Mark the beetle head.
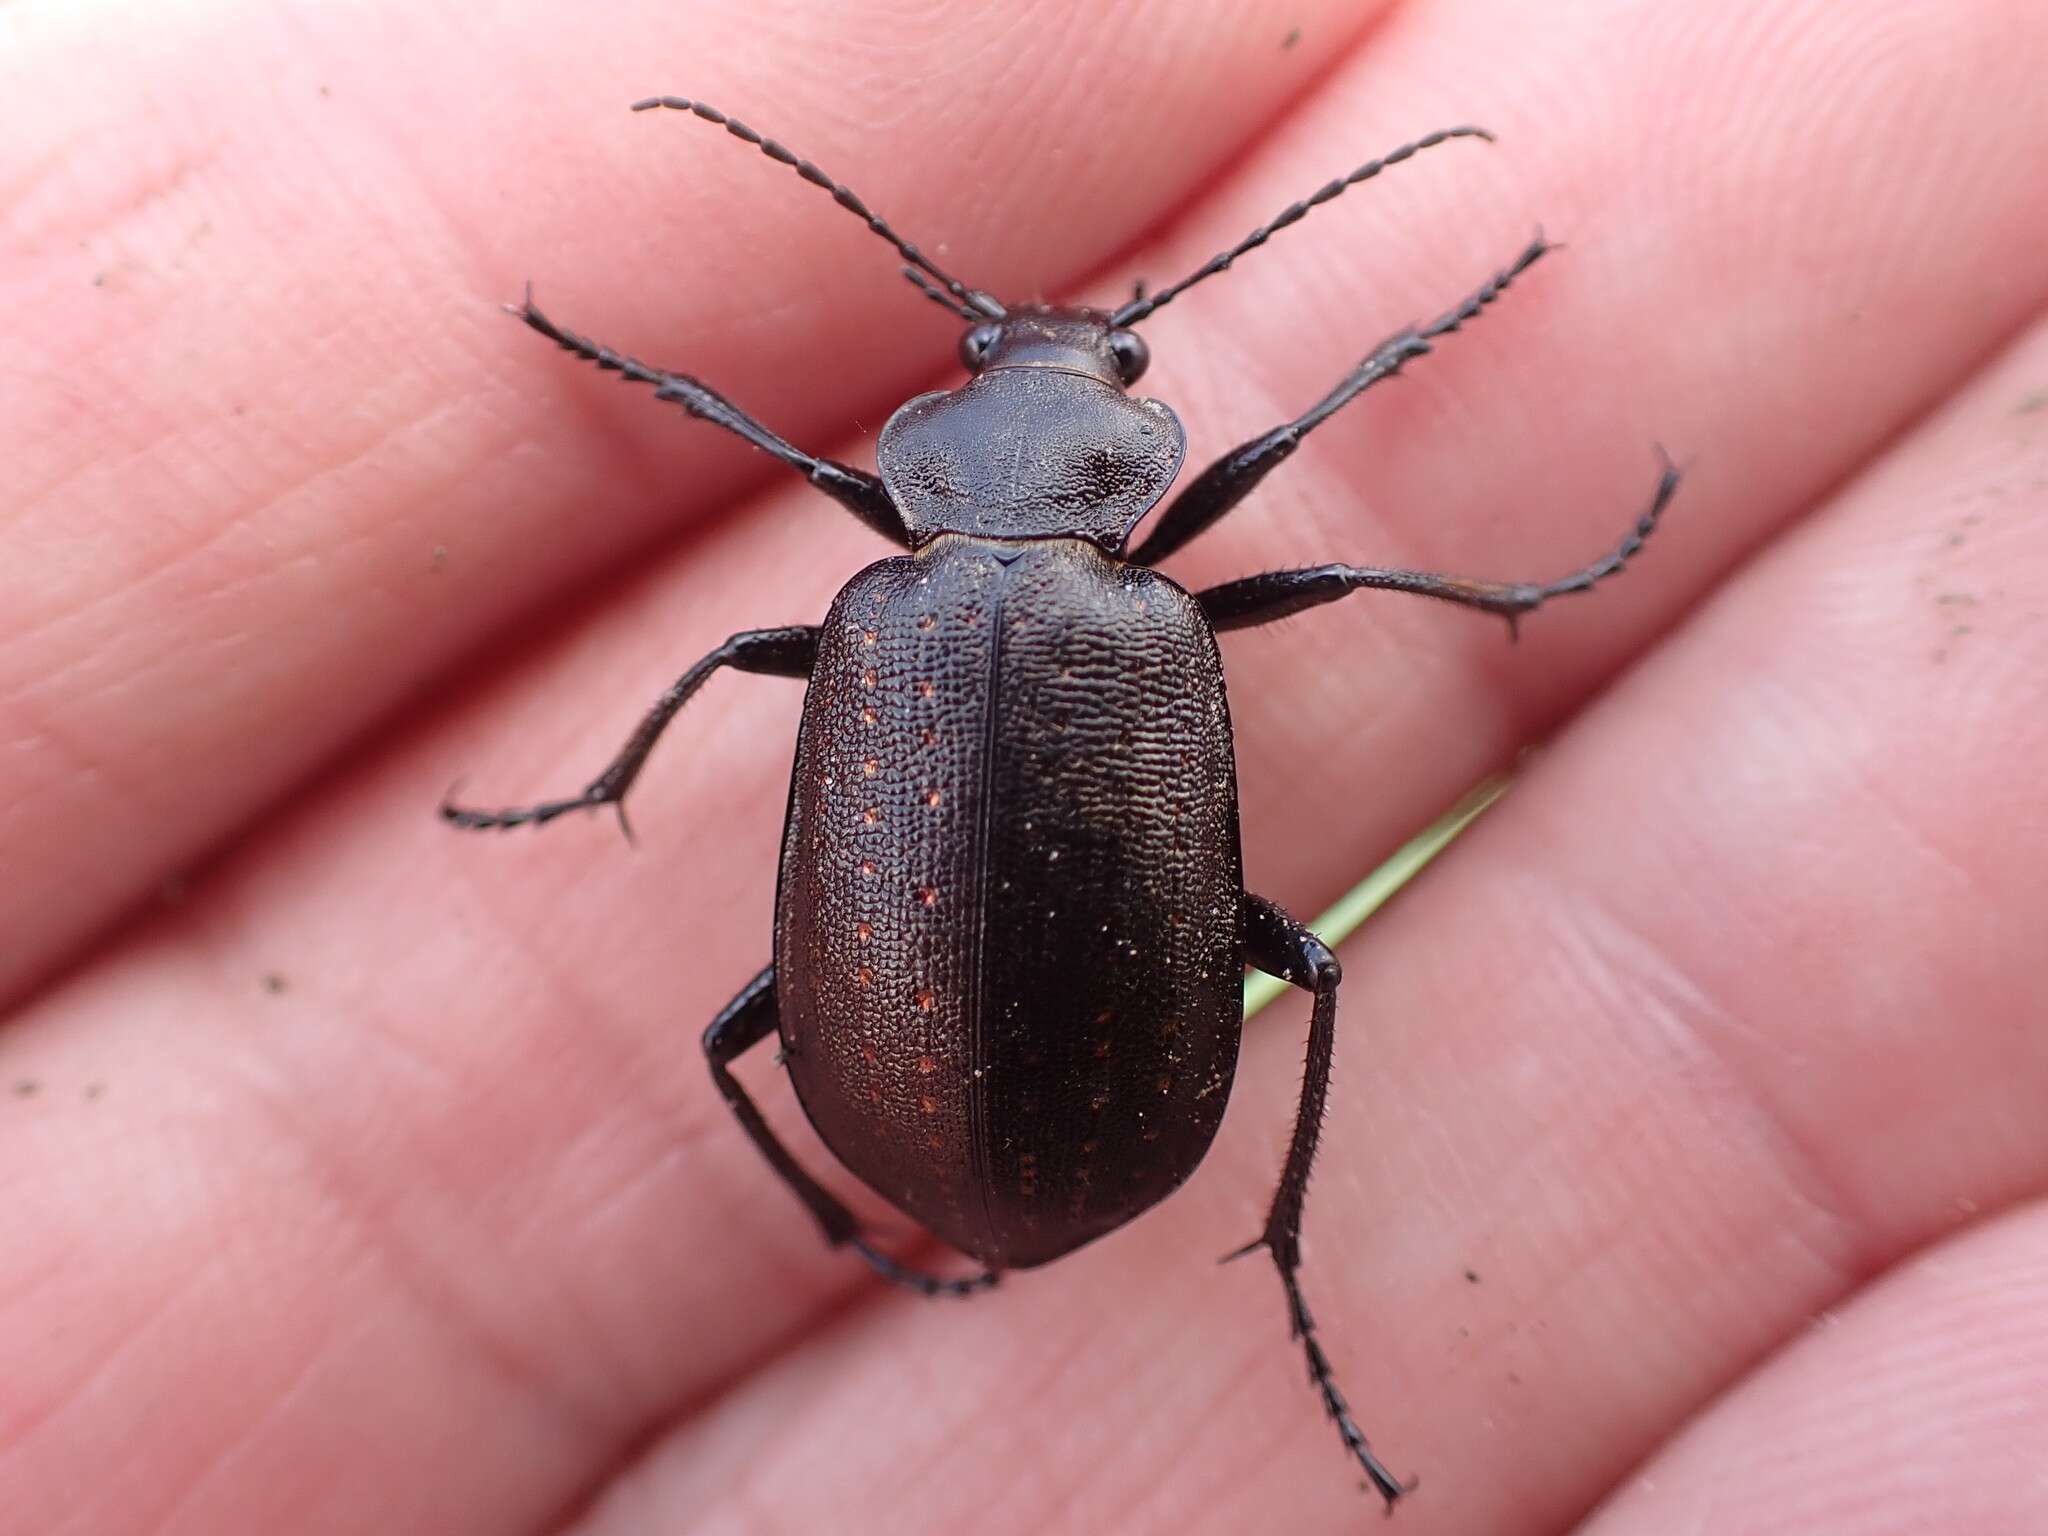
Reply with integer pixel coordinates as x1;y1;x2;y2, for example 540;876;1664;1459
878;305;1186;551
955;307;1150;388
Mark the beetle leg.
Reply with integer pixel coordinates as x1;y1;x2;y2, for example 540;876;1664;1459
704;964;1000;1300
512;288;912;547
441;627;818;839
1237;893;1409;1512
1197;454;1678;641
1127;236;1548;567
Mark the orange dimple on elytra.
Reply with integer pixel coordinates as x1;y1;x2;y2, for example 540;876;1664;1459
924;788;942;807
857;922;873;943
855;965;874;987
861;669;878;690
860;1044;879;1066
915;988;935;1012
919;1095;938;1115
917;680;935;698
860;859;878;876
917;1054;937;1075
917;886;938;908
862;758;879;777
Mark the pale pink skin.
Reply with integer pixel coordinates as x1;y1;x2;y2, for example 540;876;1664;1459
4;1;2047;1532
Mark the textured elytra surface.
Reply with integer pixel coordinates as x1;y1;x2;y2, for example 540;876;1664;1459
776;535;1242;1269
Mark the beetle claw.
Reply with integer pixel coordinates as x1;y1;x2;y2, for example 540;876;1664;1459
851;1236;1000;1299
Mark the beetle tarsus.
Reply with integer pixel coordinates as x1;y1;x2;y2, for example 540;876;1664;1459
1195;454;1681;636
850;1237;999;1299
1275;1263;1409;1510
441;627;819;839
439;787;608;832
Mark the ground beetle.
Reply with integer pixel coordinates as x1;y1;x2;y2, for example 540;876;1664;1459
445;96;1678;1512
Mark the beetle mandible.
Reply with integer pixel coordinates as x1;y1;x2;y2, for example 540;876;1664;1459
444;95;1679;1512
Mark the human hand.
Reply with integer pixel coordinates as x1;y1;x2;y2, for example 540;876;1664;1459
5;2;2045;1532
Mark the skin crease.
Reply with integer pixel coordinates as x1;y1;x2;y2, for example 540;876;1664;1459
2;0;2046;1533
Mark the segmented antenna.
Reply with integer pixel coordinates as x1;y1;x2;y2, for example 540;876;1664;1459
1111;125;1495;328
632;97;1003;320
901;265;984;322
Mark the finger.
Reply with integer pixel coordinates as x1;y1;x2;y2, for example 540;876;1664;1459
0;2;1392;1527
0;0;1376;1004
1151;0;2048;906
10;3;2046;1533
582;258;2048;1529
1581;1205;2048;1534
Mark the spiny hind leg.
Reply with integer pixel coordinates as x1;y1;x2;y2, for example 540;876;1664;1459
704;963;998;1300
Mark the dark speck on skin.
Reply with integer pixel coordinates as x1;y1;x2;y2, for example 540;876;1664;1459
262;973;287;995
2017;388;2048;415
1283;25;1302;48
1464;1268;1480;1284
12;1080;39;1098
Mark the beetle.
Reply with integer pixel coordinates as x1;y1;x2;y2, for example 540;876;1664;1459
444;95;1678;1512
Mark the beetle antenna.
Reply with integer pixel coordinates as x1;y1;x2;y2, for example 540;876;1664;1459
901;265;985;322
632;96;1005;320
1111;125;1495;327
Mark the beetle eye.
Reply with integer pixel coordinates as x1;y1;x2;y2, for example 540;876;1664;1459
959;324;1000;373
1108;329;1150;386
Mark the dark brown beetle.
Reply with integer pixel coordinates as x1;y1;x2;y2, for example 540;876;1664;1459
446;96;1678;1511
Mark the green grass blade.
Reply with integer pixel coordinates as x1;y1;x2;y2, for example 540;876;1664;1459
1242;773;1509;1020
